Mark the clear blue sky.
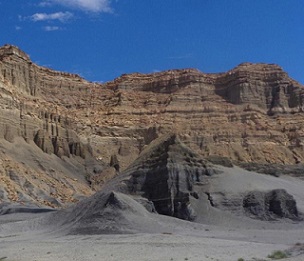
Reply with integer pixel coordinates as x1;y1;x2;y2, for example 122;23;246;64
0;0;303;83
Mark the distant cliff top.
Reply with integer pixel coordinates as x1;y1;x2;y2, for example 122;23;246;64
0;44;31;61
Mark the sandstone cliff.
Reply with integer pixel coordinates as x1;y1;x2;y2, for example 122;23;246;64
1;44;304;207
101;62;304;167
0;45;109;207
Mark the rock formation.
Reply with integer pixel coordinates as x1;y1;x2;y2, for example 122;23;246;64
243;189;300;220
112;134;214;221
1;44;304;207
0;44;94;155
101;64;304;167
47;191;151;235
0;45;109;207
28;137;303;235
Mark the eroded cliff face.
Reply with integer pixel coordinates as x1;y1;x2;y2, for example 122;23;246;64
120;134;214;221
1;44;304;206
0;45;108;206
215;63;304;114
0;45;95;157
99;63;304;166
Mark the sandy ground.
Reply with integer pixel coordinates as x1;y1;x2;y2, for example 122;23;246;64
1;212;304;261
0;228;300;261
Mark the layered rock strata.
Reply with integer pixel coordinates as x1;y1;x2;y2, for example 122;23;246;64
1;44;304;206
39;136;303;230
116;134;214;221
2;44;304;168
0;45;109;206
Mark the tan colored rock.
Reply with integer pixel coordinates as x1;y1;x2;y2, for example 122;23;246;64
1;44;304;207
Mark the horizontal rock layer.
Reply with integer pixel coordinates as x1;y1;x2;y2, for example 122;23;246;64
1;44;304;206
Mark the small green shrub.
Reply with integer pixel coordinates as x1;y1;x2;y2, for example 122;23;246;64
237;258;244;261
267;250;288;259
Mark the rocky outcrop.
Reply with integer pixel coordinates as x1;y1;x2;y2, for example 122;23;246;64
0;44;92;97
99;62;304;167
215;63;304;114
38;133;212;230
106;62;304;114
107;134;215;221
243;189;300;220
0;45;109;207
40;135;303;225
0;45;96;158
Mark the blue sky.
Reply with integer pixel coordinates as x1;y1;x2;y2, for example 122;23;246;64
0;0;304;83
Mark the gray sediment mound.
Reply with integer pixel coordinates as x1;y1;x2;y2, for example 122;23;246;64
43;190;190;235
35;134;217;234
56;191;149;234
6;134;303;236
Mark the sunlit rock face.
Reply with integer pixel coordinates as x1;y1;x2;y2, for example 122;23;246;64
1;44;304;207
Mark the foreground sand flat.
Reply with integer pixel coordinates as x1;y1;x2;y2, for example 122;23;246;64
0;230;303;261
1;209;304;261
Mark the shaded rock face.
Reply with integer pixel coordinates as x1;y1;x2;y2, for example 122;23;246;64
121;134;214;221
33;129;88;158
243;189;300;220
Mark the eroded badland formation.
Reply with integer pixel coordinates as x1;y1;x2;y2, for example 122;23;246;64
0;43;304;210
3;44;304;261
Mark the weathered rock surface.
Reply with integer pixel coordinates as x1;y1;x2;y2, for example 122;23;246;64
2;44;304;167
102;65;304;167
111;134;215;221
0;137;105;207
0;44;94;156
31;138;303;235
215;63;304;113
0;45;110;207
243;189;300;220
37;137;226;233
1;44;304;207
